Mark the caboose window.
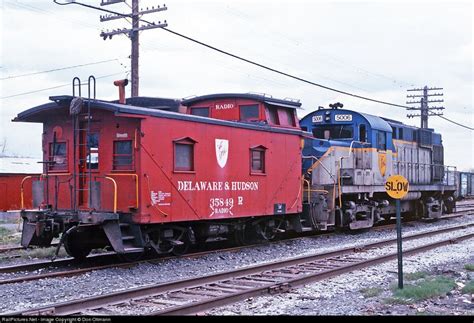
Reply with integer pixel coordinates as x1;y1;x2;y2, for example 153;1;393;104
280;108;295;126
49;142;67;170
190;107;209;117
265;106;279;125
313;125;353;140
86;133;99;170
399;128;404;140
250;147;266;174
175;142;194;172
240;104;260;121
113;140;133;170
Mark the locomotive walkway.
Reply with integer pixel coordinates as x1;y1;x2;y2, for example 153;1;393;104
8;222;474;316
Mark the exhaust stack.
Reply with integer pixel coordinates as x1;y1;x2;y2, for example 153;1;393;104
113;79;129;104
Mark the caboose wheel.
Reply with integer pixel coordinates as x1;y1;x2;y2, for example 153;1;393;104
64;232;92;260
171;229;191;256
118;250;145;262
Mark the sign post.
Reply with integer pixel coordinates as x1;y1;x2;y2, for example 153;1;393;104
385;174;409;289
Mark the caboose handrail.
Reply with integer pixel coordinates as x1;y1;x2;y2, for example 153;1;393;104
106;173;139;209
104;176;118;213
20;175;42;210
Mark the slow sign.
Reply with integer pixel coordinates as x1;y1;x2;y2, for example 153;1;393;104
385;175;409;199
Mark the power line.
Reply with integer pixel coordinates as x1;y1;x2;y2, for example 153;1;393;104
437;115;474;131
162;28;409;109
0;71;130;100
53;1;408;107
50;1;474;131
0;58;123;81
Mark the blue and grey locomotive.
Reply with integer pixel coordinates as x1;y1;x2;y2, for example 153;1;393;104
297;103;457;231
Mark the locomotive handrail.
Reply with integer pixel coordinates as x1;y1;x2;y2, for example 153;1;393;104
347;140;371;159
303;154;336;182
106;173;139;209
302;178;329;203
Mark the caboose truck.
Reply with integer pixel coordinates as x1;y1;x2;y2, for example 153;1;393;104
12;78;306;259
299;103;457;230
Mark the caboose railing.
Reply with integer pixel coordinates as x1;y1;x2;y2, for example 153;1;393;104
106;173;139;209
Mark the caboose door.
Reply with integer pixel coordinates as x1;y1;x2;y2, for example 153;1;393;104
78;121;100;208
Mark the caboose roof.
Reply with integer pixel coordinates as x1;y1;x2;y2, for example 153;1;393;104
14;95;303;136
181;93;302;109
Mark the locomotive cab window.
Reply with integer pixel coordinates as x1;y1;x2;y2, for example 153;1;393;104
376;131;387;150
174;138;195;172
240;104;260;122
250;146;266;174
359;124;367;142
49;142;67;170
113;140;133;170
313;125;353;140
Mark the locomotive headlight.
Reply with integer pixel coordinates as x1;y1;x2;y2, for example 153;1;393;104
324;111;331;121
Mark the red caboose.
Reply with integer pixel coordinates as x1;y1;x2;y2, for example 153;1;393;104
13;85;304;258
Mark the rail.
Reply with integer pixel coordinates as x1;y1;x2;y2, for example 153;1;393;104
106;173;139;209
11;224;474;316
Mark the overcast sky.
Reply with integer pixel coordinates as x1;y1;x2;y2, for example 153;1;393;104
0;0;472;170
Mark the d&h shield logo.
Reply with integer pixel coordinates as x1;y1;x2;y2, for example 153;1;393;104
215;139;229;168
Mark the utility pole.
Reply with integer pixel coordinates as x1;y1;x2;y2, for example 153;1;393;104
406;86;444;129
99;0;167;97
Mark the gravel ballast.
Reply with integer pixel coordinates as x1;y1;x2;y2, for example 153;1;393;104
0;215;473;315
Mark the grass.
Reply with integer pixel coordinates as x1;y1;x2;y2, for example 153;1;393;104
462;280;474;294
18;246;68;259
404;271;429;281
0;227;21;245
360;287;383;298
390;276;456;302
464;264;474;271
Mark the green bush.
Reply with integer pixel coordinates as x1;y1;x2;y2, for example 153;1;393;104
391;276;456;301
360;287;383;298
464;264;474;271
462;281;474;294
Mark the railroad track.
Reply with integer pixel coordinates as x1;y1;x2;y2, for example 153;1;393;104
8;223;474;316
1;213;473;286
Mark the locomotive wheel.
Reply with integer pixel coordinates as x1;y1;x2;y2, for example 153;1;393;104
64;232;92;260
